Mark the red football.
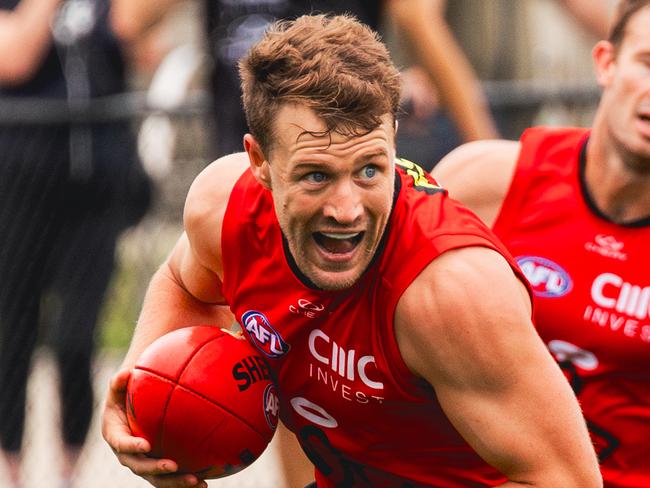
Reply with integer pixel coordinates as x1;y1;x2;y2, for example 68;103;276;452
126;325;279;478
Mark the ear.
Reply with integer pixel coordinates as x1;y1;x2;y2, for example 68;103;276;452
592;40;616;88
244;134;272;190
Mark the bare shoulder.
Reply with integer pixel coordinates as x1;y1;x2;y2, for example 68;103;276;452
183;152;250;268
395;245;532;385
432;140;521;226
184;152;250;230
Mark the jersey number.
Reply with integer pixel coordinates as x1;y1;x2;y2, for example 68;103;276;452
298;425;416;488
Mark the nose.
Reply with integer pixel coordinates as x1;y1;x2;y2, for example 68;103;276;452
322;180;363;225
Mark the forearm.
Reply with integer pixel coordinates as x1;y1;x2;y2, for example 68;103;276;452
496;462;603;488
421;41;497;142
120;262;234;369
0;0;62;84
555;0;611;39
110;0;185;44
498;477;595;488
388;0;498;141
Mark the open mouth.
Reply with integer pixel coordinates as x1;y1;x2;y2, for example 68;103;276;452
313;231;364;255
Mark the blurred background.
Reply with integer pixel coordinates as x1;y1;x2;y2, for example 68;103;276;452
0;0;615;486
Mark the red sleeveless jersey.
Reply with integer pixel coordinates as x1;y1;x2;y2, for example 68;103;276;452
493;127;650;488
221;160;526;487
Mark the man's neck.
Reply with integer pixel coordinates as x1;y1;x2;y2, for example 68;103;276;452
585;134;650;224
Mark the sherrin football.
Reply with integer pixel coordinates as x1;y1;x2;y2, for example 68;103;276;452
126;325;279;478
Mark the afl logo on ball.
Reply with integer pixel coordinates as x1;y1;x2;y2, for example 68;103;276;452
241;311;290;358
263;384;280;430
517;256;573;298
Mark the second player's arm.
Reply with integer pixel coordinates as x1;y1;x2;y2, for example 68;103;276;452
395;246;602;487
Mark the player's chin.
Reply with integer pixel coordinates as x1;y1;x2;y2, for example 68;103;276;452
300;238;370;288
305;261;366;290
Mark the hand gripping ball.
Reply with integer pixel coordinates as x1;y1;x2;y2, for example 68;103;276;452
126;326;280;478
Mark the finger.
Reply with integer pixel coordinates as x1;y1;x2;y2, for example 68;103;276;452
109;368;132;394
143;472;208;488
104;369;132;411
110;431;151;455
118;453;179;477
102;399;150;454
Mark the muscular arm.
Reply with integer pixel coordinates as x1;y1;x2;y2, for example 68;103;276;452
395;246;601;487
431;139;520;226
120;154;248;369
386;0;498;141
102;153;250;488
0;0;62;84
118;237;233;370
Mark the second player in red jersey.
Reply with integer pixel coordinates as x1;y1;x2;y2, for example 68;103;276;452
434;3;650;486
499;127;649;486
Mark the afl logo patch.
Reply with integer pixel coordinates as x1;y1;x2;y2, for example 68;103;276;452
241;311;290;358
517;256;573;298
263;384;280;431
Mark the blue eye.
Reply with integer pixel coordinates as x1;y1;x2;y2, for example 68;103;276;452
363;165;377;178
306;172;327;183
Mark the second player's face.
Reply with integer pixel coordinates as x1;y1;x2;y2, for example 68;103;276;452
601;6;650;168
263;104;395;290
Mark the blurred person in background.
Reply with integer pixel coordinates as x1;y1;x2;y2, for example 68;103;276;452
443;0;614;140
111;0;497;169
433;1;650;486
393;0;614;166
0;0;151;487
385;0;499;168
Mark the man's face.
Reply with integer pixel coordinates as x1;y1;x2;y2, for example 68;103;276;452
258;104;395;290
599;6;650;167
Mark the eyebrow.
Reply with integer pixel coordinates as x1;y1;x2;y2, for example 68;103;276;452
290;149;390;173
355;150;389;162
291;161;327;172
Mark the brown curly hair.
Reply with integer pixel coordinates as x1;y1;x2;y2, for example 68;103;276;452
239;14;402;154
